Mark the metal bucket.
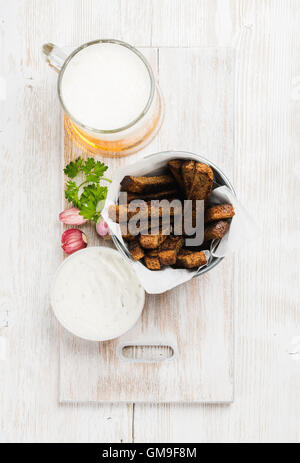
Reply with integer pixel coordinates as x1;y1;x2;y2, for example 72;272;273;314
111;150;235;277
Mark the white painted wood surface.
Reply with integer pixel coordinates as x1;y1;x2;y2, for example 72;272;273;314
60;47;234;404
0;0;299;442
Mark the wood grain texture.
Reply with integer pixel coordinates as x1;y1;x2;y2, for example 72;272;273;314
60;47;234;404
0;0;299;443
134;0;300;443
0;0;132;443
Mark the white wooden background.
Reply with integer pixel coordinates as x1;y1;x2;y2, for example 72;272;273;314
0;0;299;443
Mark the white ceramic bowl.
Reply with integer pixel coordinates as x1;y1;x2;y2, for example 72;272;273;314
51;247;145;341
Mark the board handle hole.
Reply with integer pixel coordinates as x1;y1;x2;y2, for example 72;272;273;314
120;344;175;362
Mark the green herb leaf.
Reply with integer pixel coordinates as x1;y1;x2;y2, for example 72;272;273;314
63;157;110;223
64;158;83;178
65;180;80;207
81;157;95;174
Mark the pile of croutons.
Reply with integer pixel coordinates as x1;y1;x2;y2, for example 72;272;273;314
108;159;235;270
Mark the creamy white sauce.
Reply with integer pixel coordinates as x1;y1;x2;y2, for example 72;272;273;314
51;247;144;341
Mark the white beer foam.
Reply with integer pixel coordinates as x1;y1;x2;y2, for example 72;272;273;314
61;42;151;131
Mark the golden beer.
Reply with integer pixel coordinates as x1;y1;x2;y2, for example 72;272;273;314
44;40;163;157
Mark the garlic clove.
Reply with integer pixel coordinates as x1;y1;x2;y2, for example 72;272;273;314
96;218;110;237
59;207;88;225
61;229;88;255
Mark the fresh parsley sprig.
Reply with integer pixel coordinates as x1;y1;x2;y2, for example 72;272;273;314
64;157;111;223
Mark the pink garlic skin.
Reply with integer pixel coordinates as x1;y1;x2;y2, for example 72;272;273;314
96;219;110;237
61;229;88;255
59;207;88;225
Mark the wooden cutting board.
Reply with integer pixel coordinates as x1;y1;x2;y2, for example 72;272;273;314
59;47;235;403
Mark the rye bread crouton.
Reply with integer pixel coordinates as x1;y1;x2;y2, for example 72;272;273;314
176;249;207;269
109;202;182;223
158;236;184;266
108;203;146;222
204;204;235;223
204;220;230;241
146;249;159;257
120;175;176;194
126;188;179;203
128;240;145;261
188;162;213;200
122;233;136;242
139;233;168;250
168;160;185;191
181;161;195;196
144;255;161;270
139;219;172;236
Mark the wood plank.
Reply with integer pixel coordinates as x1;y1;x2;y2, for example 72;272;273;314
0;0;132;443
44;0;238;48
59;47;234;404
133;0;300;442
1;0;299;443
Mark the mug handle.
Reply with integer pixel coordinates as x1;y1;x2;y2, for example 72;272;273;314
42;43;68;72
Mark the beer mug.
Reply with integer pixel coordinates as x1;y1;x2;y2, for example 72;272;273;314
43;39;164;157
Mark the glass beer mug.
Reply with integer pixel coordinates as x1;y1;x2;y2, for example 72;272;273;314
43;39;164;157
